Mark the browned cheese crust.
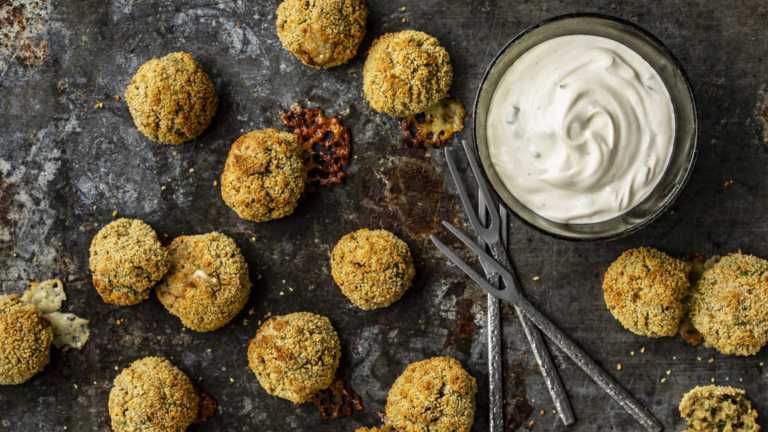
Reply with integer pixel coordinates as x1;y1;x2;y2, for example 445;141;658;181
276;0;368;69
220;129;305;222
689;253;768;356
331;229;415;310
89;218;169;306
248;312;341;404
125;52;218;145
363;30;452;117
386;356;477;432
0;295;53;385
602;247;690;338
108;356;199;432
155;232;251;332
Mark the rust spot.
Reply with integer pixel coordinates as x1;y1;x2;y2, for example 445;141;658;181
15;39;46;69
761;105;768;124
456;297;475;338
192;384;217;424
505;363;533;431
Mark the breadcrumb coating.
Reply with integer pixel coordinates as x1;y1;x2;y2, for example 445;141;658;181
689;253;768;356
125;52;218;145
221;129;305;222
602;247;690;338
386;356;477;432
276;0;368;69
89;218;169;306
331;229;415;310
248;312;341;404
363;30;452;117
109;357;199;432
0;295;53;385
155;232;251;332
680;385;760;432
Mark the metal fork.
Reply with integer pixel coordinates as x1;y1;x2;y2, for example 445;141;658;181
446;141;574;427
431;226;663;431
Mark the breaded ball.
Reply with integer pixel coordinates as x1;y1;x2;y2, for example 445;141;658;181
155;232;251;332
221;129;305;222
276;0;368;69
125;52;218;145
89;218;169;306
109;356;199;432
0;295;53;385
679;385;760;432
689;253;768;356
386;356;477;432
602;247;690;338
248;312;341;403
331;229;415;310
363;30;453;117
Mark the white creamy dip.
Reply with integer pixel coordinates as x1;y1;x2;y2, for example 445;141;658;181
487;35;675;223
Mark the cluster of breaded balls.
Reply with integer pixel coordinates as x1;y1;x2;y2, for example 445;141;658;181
246;311;477;431
89;219;252;332
680;385;760;432
603;248;768;356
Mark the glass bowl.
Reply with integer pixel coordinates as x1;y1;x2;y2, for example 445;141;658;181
472;13;698;241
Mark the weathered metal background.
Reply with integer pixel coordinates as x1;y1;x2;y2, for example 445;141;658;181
1;1;767;431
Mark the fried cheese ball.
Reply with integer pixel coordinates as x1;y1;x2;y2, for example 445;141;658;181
89;218;170;306
221;129;305;222
155;232;251;332
602;247;690;338
276;0;368;69
689;253;768;356
0;295;53;385
331;229;415;310
125;52;219;145
363;30;452;117
386;356;477;432
109;357;199;432
679;385;760;432
248;312;341;403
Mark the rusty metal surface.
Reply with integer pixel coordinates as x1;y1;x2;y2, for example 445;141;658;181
1;1;767;431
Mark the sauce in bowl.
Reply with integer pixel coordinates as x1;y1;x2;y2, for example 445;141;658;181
486;35;675;223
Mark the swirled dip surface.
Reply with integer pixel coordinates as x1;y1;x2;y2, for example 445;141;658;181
487;35;674;223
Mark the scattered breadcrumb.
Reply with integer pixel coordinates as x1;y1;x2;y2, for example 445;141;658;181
93;205;98;210
112;211;118;217
698;357;702;361
402;18;406;22
189;168;194;173
641;347;645;353
661;378;667;383
540;411;545;415
630;351;635;356
161;186;166;190
94;103;103;109
709;358;714;363
760;362;765;367
279;292;284;296
173;151;178;156
533;276;540;281
236;24;241;29
115;95;120;100
214;180;217;186
401;6;406;10
711;378;715;382
667;370;671;375
230;378;234;382
617;364;622;371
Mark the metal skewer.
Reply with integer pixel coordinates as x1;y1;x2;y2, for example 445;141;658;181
449;141;574;427
431;225;663;432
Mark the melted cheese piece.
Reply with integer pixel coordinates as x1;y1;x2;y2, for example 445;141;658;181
192;269;220;290
47;312;90;351
20;278;91;351
22;279;66;313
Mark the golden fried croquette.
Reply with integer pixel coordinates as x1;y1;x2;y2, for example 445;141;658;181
248;312;341;403
679;385;760;432
386;356;477;432
220;129;305;222
155;232;251;332
363;30;452;117
276;0;368;69
89;218;169;306
125;52;218;145
331;229;415;310
109;356;199;432
0;295;53;385
602;247;690;338
689;253;768;356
